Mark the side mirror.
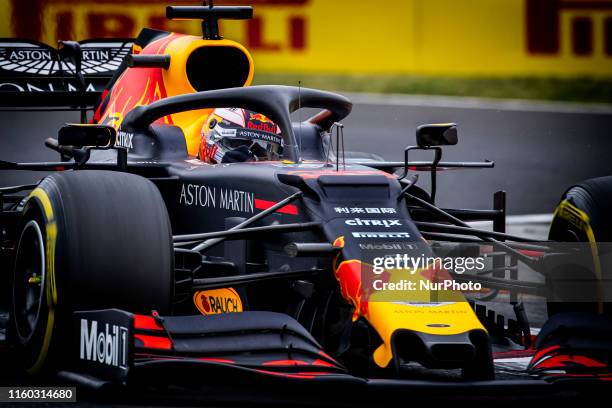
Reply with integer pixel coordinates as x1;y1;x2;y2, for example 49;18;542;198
58;124;116;148
416;123;458;148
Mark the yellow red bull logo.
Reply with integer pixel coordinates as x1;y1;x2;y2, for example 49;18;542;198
247;112;277;133
249;112;271;123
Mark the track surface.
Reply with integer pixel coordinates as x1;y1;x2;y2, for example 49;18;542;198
338;97;612;214
1;99;611;214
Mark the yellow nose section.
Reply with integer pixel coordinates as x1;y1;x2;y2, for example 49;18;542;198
367;301;485;368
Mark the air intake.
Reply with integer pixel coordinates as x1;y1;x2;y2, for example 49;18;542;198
186;46;251;91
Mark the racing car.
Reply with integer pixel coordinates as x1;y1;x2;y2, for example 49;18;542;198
0;2;611;398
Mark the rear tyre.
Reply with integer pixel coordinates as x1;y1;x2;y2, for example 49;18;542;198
547;176;612;317
10;170;174;374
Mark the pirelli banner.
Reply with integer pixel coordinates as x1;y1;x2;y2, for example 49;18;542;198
0;0;611;77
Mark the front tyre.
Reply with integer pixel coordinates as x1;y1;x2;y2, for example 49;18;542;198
11;212;53;374
548;176;612;317
10;170;174;374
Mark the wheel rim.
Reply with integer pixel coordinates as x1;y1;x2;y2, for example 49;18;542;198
13;220;46;343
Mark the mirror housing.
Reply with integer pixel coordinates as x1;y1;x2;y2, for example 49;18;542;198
58;124;116;148
416;123;458;148
58;40;82;74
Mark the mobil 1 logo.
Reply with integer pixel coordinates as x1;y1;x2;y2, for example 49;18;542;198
74;309;132;381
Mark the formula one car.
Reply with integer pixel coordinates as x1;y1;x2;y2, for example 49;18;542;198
0;2;611;400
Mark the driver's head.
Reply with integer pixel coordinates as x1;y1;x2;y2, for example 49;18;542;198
199;108;283;164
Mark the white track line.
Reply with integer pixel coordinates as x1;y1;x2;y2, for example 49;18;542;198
467;214;552;240
506;213;554;225
468;214;553;228
345;92;612;115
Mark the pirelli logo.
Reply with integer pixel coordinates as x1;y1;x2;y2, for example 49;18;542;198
556;200;590;232
526;0;612;57
9;0;308;52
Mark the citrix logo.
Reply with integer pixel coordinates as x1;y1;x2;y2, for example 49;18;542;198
345;218;402;228
116;130;134;149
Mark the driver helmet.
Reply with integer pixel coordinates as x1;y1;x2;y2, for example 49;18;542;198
199;107;283;164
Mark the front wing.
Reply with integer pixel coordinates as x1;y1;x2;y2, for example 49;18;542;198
53;308;609;405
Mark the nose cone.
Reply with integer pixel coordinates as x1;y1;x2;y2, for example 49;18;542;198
366;301;486;369
392;330;477;369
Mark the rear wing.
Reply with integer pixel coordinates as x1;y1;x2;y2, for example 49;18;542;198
0;38;133;109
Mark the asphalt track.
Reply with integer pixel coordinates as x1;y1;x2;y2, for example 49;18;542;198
338;94;612;215
2;95;611;214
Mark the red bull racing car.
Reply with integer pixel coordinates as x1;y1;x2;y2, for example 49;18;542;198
0;3;611;404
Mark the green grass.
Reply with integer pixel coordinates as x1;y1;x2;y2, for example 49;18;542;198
253;73;612;104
